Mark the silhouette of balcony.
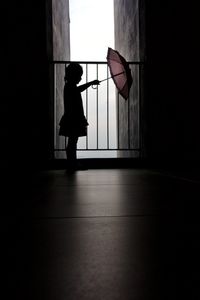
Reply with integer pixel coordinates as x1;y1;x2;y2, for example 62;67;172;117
52;61;144;160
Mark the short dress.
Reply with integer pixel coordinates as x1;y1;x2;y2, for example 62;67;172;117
59;82;88;137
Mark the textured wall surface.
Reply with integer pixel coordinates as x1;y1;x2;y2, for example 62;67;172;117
52;0;70;61
114;0;141;157
114;0;139;62
52;0;70;155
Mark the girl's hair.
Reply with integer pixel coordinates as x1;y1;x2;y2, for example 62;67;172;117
64;63;83;82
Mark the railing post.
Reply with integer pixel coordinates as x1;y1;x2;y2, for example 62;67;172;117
128;93;130;150
117;92;120;150
86;63;88;150
54;63;57;153
96;63;99;150
107;65;109;149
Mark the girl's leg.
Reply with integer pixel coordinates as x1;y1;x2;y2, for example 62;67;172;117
66;136;78;168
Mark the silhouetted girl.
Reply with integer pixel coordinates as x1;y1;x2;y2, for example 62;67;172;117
59;63;100;171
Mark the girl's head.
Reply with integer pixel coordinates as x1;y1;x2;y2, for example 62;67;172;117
64;63;83;84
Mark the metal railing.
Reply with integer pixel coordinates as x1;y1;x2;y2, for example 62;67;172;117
53;61;143;159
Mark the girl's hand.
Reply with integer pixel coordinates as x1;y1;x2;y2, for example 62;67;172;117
92;80;100;85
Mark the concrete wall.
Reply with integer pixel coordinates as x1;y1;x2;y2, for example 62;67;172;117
114;0;139;61
52;0;70;60
52;0;70;157
114;0;141;157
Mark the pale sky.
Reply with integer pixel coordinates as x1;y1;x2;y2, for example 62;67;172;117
69;0;114;61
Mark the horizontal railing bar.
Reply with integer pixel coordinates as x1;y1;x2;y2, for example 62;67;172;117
54;148;141;151
50;60;145;65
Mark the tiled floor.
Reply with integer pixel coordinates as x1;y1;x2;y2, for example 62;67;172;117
2;168;200;299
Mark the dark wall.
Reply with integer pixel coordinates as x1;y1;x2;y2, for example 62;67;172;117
145;1;200;164
4;1;53;170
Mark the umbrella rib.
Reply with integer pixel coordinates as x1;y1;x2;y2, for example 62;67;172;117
113;77;127;92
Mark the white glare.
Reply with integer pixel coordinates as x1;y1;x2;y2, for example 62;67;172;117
69;0;114;61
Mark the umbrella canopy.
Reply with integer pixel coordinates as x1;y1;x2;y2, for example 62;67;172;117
106;47;133;100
